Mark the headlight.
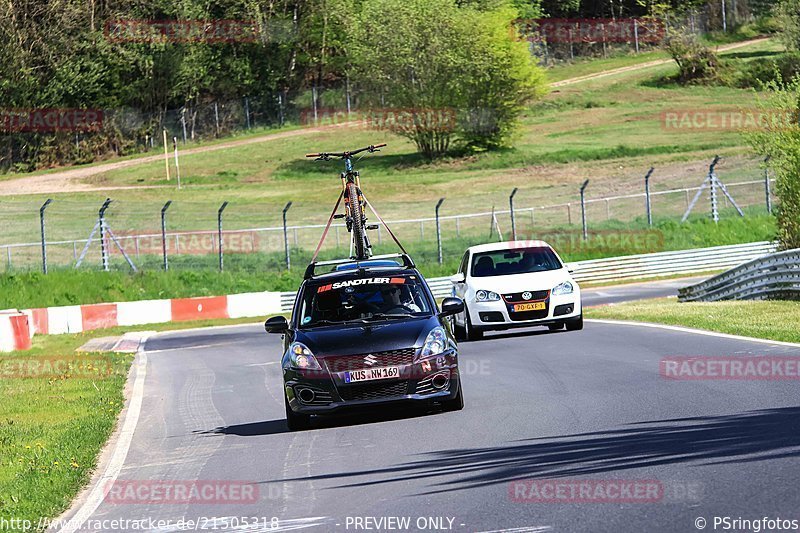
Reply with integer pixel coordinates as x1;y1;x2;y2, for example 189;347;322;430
420;326;448;358
552;281;574;296
475;290;501;302
285;342;322;370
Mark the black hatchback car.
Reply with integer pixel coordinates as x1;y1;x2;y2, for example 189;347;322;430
265;255;465;431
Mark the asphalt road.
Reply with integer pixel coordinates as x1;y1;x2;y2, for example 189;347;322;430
58;308;800;533
581;276;708;307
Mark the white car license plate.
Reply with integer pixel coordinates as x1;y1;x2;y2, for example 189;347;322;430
344;366;400;383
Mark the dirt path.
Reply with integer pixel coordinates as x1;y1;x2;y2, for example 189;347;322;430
0;37;771;197
551;37;770;88
0;124;348;196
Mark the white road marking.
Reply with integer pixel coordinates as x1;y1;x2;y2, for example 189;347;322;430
587;318;800;348
56;334;153;533
474;527;552;533
246;361;278;366
146;340;251;353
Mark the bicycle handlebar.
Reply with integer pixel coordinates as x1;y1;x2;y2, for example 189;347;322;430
306;143;386;160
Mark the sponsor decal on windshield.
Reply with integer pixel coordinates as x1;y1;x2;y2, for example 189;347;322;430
317;277;406;293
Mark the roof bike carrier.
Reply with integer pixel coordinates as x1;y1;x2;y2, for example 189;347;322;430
304;253;416;280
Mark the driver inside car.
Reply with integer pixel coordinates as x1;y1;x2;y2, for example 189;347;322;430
382;285;421;313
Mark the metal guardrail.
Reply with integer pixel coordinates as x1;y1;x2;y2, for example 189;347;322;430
277;241;778;310
679;248;800;302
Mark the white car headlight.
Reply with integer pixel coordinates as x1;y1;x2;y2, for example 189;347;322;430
420;326;448;358
475;290;501;302
552;281;574;296
286;342;322;370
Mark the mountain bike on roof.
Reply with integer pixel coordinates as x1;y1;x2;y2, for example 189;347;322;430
306;143;386;260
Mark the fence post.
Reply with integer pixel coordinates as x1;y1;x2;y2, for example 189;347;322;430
644;167;654;226
6;247;10;270
214;102;220;137
161;200;172;271
39;199;53;274
569;30;575;60
420;220;424;240
99;198;112;271
244;97;251;129
173;137;181;190
218;201;229;271
634;19;640;53
509;187;519;241
180;108;187;144
764;156;772;215
456;217;460;238
435;198;445;265
163;129;170;181
580;180;590;241
283;201;293;270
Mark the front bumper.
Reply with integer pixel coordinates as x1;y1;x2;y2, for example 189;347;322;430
284;350;459;415
468;292;581;331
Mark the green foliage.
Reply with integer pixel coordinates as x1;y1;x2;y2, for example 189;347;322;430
664;30;720;83
348;0;547;157
777;0;800;51
746;78;800;249
732;52;800;88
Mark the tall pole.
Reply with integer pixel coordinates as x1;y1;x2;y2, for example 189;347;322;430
509;188;519;241
709;156;721;223
644;167;654;226
218;201;229;272
40;199;53;274
283;201;293;270
764;156;772;215
435;198;445;265
580;180;590;241
173;137;181;190
99;198;112;271
163;129;170;181
161;200;172;271
721;0;727;32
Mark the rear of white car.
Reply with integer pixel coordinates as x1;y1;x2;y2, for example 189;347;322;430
450;241;582;340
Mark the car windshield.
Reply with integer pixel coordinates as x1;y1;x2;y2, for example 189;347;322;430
470;247;562;277
297;274;433;327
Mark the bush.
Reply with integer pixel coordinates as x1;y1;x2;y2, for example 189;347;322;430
734;52;800;88
777;0;800;51
664;31;720;84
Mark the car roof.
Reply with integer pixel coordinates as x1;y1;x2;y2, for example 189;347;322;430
305;264;418;283
466;240;553;254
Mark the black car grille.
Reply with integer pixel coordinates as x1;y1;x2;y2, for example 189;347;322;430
502;290;550;303
325;348;415;373
338;380;410;401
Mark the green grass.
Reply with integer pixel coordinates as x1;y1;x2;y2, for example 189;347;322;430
587;298;800;343
0;335;132;525
0;211;776;309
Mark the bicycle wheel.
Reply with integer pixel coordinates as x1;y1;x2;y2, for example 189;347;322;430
347;181;368;259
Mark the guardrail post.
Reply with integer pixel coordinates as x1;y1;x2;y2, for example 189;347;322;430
435;198;445;264
644;167;654;226
283;201;293;270
580;180;590;241
509;188;518;241
764;156;772;215
40;199;53;274
99;198;112;271
161;200;172;271
218;201;229;271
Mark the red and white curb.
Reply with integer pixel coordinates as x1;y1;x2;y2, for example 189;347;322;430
1;291;281;352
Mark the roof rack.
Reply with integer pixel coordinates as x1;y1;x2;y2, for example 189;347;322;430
304;253;416;280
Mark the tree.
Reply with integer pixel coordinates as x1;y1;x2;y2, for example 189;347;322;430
777;0;800;51
746;78;800;250
348;0;547;158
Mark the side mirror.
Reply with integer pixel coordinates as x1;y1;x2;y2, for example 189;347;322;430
450;272;465;284
565;262;576;275
439;297;465;317
264;315;289;334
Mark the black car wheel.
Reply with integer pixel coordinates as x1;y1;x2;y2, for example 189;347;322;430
548;323;564;332
565;315;584;331
285;396;311;431
441;379;464;411
465;308;483;341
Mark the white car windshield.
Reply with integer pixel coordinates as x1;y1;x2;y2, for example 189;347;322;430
471;247;562;277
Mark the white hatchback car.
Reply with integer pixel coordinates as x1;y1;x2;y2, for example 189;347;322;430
450;241;582;340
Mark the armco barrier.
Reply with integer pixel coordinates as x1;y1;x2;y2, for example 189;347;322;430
678;248;800;302
1;241;777;350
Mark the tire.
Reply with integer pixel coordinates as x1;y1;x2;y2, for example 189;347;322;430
285;396;311;431
347;182;368;260
441;379;464;412
548;323;564;332
565;315;584;331
465;307;483;341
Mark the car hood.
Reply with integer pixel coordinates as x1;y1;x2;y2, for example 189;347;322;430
468;268;572;293
294;316;438;357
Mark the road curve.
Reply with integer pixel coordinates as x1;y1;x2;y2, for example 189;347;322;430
57;313;800;533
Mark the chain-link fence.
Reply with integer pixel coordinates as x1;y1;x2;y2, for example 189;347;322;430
0;159;776;274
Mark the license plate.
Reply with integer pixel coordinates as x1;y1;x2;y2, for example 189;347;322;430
344;366;400;383
513;302;546;312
